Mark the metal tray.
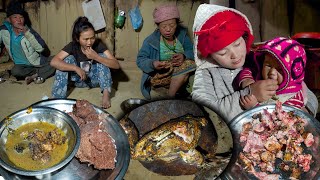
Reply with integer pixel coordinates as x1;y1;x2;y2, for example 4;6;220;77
126;99;220;176
0;99;130;180
220;104;320;180
0;107;80;177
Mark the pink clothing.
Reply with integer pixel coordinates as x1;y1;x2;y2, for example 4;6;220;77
153;4;180;23
235;37;307;109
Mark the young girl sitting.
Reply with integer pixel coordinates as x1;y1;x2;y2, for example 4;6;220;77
235;37;308;111
50;17;120;109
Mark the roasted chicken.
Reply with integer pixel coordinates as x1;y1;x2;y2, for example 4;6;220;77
132;114;207;167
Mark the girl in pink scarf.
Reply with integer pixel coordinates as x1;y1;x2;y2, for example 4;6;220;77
235;37;308;110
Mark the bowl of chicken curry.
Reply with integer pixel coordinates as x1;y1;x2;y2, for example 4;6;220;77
0;106;80;176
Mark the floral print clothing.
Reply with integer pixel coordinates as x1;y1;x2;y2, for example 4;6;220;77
51;54;112;98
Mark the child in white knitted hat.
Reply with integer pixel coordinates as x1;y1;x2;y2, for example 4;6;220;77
191;4;318;122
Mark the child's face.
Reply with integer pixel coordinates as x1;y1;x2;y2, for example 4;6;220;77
261;53;283;85
209;37;247;69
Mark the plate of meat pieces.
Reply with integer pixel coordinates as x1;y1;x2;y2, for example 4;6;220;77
220;101;320;180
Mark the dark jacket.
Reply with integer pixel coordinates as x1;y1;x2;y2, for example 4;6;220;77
0;21;49;65
136;26;194;99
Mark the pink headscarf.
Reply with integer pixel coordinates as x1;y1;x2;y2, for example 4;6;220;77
153;4;180;23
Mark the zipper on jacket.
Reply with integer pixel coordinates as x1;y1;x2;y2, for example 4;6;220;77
24;41;30;53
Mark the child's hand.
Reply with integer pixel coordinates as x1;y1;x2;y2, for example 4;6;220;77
241;79;255;88
250;79;278;102
240;94;258;110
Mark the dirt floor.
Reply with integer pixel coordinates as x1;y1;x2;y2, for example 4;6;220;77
0;61;234;180
0;60;319;179
0;61;143;120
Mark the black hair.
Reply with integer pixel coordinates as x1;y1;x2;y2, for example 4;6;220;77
71;16;95;42
242;32;249;44
6;0;26;17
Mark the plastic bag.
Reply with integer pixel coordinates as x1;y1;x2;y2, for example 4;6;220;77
115;9;126;29
129;6;143;30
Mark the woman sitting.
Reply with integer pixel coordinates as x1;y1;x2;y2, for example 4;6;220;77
50;16;120;109
136;4;196;99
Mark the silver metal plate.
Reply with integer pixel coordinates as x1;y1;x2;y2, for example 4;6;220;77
0;99;130;180
220;104;320;179
0;106;80;177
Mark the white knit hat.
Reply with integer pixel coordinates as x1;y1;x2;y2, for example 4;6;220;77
193;4;253;70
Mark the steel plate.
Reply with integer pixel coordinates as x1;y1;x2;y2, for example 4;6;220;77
0;107;80;177
220;104;320;180
0;99;130;180
127;99;219;176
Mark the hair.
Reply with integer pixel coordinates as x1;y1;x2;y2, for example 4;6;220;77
155;18;182;26
242;32;249;44
71;16;95;42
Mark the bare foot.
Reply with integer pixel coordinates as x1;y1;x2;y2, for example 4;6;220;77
25;74;38;85
25;76;33;85
102;90;111;109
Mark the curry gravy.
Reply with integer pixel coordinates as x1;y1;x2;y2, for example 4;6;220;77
5;122;68;170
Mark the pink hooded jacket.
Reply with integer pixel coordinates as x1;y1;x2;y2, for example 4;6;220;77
236;37;307;108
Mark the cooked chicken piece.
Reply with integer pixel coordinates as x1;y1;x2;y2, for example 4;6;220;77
297;154;312;172
264;137;282;152
283;152;293;161
14;142;28;153
293;144;303;154
279;162;290;171
260;151;275;163
303;133;314;147
47;129;67;145
253;123;265;133
41;141;54;151
295;122;305;134
27;129;46;142
291;167;302;179
39;152;51;164
239;152;253;171
242;122;252;132
132;115;207;165
180;149;204;166
24;128;67;164
20;131;29;139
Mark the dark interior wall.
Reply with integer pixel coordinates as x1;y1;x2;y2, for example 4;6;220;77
232;0;320;42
